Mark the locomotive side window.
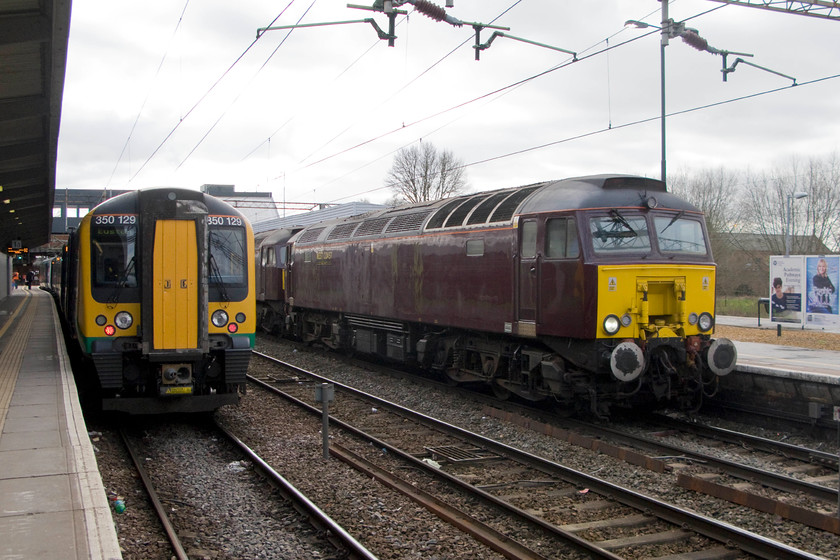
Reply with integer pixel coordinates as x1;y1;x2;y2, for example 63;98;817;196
589;214;650;254
90;217;138;302
261;247;275;267
654;216;707;255
466;239;484;257
545;218;579;259
521;220;537;258
209;225;247;301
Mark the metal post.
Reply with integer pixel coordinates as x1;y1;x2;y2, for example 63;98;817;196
785;195;792;257
315;383;334;460
322;391;329;460
660;0;669;184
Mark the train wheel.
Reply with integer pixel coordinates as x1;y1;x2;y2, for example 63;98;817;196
444;368;461;386
491;380;511;400
260;308;276;334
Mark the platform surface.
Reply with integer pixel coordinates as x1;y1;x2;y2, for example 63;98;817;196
0;288;121;560
717;314;840;381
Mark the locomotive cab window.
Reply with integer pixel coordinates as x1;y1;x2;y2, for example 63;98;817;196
209;225;248;301
589;213;650;254
90;216;138;302
520;220;537;258
654;216;708;256
546;218;579;259
261;247;275;267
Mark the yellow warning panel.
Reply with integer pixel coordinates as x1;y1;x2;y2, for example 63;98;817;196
153;220;198;349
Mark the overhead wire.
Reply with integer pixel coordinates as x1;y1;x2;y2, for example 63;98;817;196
106;0;191;189
127;1;297;184
294;0;524;167
320;73;838;205
175;0;320;170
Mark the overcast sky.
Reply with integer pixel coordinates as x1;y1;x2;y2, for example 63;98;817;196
56;0;840;209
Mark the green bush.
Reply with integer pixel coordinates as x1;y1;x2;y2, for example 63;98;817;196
716;295;768;317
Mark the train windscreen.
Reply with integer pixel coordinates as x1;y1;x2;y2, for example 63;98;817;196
654;216;708;256
90;215;139;302
589;213;650;254
208;223;248;302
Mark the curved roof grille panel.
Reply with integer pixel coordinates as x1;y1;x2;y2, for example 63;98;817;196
466;191;511;225
298;227;326;243
489;186;541;223
425;198;467;230
385;211;432;233
444;196;485;228
327;223;359;241
353;217;391;237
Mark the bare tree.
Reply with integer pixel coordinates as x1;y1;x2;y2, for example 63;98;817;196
740;154;840;254
668;167;743;237
386;143;467;203
668;168;750;294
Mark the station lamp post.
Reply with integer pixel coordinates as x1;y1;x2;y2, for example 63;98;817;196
784;191;808;257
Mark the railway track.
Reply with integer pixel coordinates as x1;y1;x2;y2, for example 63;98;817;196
481;409;840;535
254;336;840;534
275;334;840;531
116;419;374;559
250;350;826;560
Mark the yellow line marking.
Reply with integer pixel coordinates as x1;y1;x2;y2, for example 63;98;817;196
0;293;37;434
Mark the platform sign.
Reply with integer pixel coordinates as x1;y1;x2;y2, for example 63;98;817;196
770;256;839;330
804;256;839;329
769;257;804;327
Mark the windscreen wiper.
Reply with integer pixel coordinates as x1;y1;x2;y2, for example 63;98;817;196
609;209;636;235
660;210;685;234
107;256;136;306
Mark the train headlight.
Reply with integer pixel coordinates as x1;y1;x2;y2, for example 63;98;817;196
95;315;107;326
697;312;714;332
211;310;229;328
603;314;621;335
114;311;133;330
688;312;698;325
620;313;632;327
235;312;246;323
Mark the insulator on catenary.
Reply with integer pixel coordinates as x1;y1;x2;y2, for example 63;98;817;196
680;30;709;52
413;0;447;22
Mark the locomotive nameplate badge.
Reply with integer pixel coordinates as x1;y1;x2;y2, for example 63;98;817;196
702;276;710;290
608;277;617;292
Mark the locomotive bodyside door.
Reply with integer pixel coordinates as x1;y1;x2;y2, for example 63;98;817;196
515;218;539;334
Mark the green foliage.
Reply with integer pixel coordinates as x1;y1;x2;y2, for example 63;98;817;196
716;295;769;318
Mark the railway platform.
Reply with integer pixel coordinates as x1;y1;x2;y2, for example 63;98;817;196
716;314;840;379
0;288;121;560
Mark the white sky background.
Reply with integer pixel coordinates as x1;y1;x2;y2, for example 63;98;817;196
56;0;840;208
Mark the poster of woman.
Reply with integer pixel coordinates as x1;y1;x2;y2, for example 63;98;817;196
769;257;803;324
806;256;838;316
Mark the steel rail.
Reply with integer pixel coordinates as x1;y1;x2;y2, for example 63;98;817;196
118;429;189;560
329;443;552;560
213;421;379;560
249;358;625;560
251;351;825;560
651;413;840;467
560;417;838;504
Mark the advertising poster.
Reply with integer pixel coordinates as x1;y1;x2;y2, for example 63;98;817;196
805;255;839;327
769;256;804;325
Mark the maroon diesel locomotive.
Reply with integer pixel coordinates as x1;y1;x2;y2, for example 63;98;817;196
257;175;736;415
